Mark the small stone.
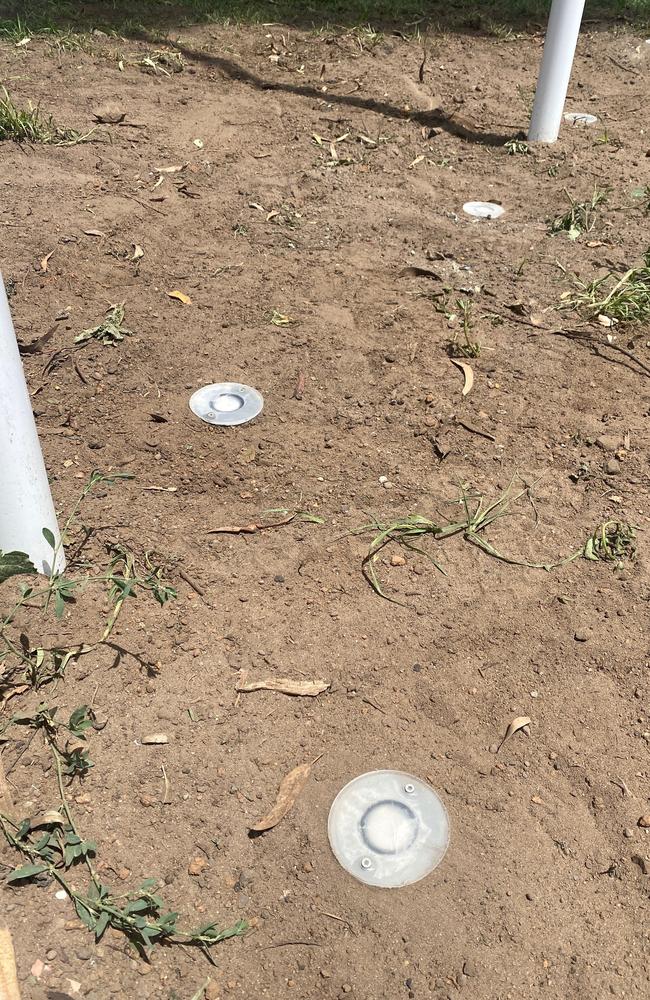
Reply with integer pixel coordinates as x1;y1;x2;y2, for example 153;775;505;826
631;854;649;874
287;980;296;988
320;969;332;979
605;458;621;476
525;892;535;901
302;861;314;873
205;983;221;1000
462;960;477;977
489;743;499;754
188;856;209;875
341;986;352;994
45;949;57;961
382;481;394;489
574;630;591;643
117;867;130;880
595;435;622;452
384;353;396;363
75;948;93;961
623;828;634;839
390;553;407;567
638;815;650;828
274;574;285;583
140;794;157;807
141;732;169;744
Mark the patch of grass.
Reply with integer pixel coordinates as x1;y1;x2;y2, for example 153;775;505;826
0;87;92;145
2;1;649;40
550;186;608;241
75;304;133;346
568;248;650;324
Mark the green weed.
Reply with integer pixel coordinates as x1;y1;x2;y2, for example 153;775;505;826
0;87;93;145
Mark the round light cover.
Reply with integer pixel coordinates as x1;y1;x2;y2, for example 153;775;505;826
328;770;449;888
564;112;598;126
463;201;504;220
189;382;263;426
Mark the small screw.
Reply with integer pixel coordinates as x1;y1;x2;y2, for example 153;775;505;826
360;857;372;870
404;783;415;794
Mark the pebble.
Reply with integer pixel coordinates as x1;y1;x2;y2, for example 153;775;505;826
623;828;634;839
463;960;477;977
596;435;621;452
631;854;649;874
525;892;535;901
205;983;221;1000
188;857;209;875
606;458;621;476
140;794;157;807
46;949;57;961
638;815;650;828
574;630;591;643
390;553;407;566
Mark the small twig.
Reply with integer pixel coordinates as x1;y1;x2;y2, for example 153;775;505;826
611;776;634;798
608;55;640;75
161;765;171;804
317;910;355;933
178;568;205;596
123;193;167;217
362;696;386;715
261;940;322;950
455;418;496;442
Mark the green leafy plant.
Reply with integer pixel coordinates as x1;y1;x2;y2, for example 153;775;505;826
1;706;245;959
505;139;529;155
582;520;636;567
0;87;93;145
550;186;608;241
75;303;133;346
447;298;481;358
0;471;176;697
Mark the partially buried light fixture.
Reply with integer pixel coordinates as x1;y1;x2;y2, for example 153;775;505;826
328;770;449;888
189;382;264;426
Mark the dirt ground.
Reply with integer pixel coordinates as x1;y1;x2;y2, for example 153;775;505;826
1;14;650;1000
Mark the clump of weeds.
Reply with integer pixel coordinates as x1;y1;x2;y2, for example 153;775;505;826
75;303;133;347
550;186;608;240
0;87;93;145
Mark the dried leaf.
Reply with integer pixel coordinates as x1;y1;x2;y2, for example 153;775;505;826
154;164;186;173
497;716;531;753
141;733;169;745
236;678;330;697
168;290;192;304
0;751;14;818
132;244;144;260
450;358;474;396
250;762;313;832
30;809;65;829
40;250;54;272
0;928;20;1000
83;229;106;238
208;514;295;535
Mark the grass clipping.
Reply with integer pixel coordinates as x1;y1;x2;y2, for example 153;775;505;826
351;479;636;603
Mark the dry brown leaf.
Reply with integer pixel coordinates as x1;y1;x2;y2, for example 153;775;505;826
30;810;64;829
0;928;21;1000
168;290;192;304
236;677;330;697
250;762;313;832
450;358;474;396
132;244;144;261
83;229;106;238
40;250;54;273
497;715;531;753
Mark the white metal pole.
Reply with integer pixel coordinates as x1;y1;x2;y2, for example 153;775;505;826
0;273;65;575
528;0;586;143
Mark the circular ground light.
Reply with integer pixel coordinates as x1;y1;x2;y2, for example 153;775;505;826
189;382;264;426
328;770;449;888
563;112;598;126
463;201;504;220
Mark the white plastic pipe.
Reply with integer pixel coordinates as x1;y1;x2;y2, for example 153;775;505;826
0;273;65;575
528;0;586;143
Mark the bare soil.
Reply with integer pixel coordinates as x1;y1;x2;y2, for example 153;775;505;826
1;17;650;1000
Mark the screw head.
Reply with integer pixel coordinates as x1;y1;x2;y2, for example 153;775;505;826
404;783;415;794
360;857;372;870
